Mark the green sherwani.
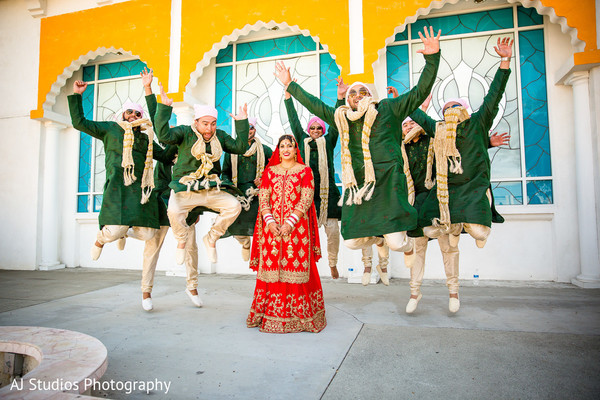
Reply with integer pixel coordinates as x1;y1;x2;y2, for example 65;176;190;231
154;103;249;195
221;140;273;236
69;94;172;229
286;52;440;239
411;68;511;228
285;98;342;220
404;134;434;237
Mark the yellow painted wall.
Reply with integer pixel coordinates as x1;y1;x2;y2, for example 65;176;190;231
177;0;349;103
31;0;171;119
31;0;599;119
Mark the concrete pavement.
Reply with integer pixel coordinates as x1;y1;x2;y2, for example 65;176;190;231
0;268;599;399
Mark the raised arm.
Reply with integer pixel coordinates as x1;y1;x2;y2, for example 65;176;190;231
68;81;110;140
141;68;158;126
284;94;305;144
389;27;441;120
154;84;185;145
274;61;336;125
474;37;513;133
409;108;437;138
221;104;250;155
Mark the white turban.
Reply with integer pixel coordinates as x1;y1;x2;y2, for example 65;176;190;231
443;97;470;112
248;117;258;128
121;101;145;118
345;82;379;106
194;104;218;120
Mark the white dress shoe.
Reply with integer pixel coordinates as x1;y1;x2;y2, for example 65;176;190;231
175;247;185;265
449;297;460;313
406;293;422;314
376;264;389;286
203;235;217;263
117;237;126;251
90;244;103;261
241;245;251;262
142;298;153;311
186;289;203;307
361;270;372;286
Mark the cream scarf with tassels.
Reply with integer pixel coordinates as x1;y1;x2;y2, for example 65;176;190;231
428;107;470;230
334;96;378;206
232;137;265;211
304;136;329;226
118;118;155;204
401;125;429;206
179;124;223;191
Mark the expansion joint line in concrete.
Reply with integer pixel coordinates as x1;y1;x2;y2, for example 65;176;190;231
319;323;364;399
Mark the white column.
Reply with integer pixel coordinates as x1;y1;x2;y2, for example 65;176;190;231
565;71;600;288
39;121;66;270
348;0;364;75
168;0;182;94
172;103;194;125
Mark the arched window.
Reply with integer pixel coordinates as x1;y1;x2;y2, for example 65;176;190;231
214;33;342;185
76;59;163;213
386;5;551;206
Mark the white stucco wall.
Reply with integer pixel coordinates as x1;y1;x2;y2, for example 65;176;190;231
0;0;596;286
0;1;42;269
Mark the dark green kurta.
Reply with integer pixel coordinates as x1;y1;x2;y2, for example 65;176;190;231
69;94;172;229
405;134;433;237
221;140;273;236
154;103;249;195
286;52;440;239
285;98;342;220
411;68;511;228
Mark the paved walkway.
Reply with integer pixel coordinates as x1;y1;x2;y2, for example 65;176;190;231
0;268;599;399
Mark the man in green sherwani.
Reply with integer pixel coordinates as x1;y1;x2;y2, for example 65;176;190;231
69;79;173;261
221;117;272;262
409;37;513;313
274;27;441;260
138;72;204;311
284;85;346;279
154;86;249;265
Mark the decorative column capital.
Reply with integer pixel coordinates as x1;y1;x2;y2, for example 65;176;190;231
44;120;67;131
564;71;590;87
172;103;195;126
26;0;47;18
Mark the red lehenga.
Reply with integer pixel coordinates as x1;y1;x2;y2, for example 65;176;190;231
246;148;326;333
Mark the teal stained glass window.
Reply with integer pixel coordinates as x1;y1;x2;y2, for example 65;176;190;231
98;59;147;80
214;34;341;182
386;45;410;97
492;181;523;206
83;66;95;82
517;6;543;27
77;195;88;213
520;29;551;178
319;53;340;106
527;180;553;204
411;8;513;39
394;30;408;42
236;35;315;61
387;6;553;206
93;195;103;212
215;66;233;134
216;45;233;63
